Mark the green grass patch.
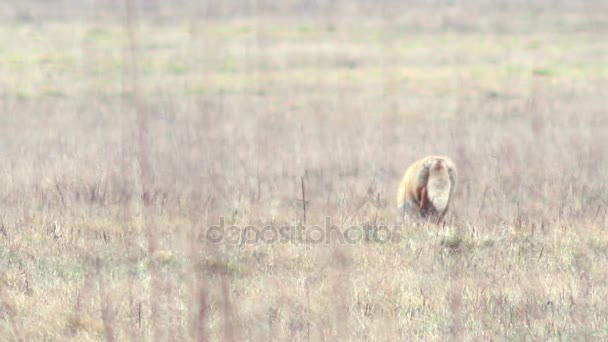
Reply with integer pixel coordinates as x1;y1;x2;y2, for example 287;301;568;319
533;67;558;77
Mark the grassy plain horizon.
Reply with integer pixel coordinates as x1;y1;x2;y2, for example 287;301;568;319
0;1;607;340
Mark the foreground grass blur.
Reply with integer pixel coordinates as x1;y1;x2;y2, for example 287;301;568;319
0;2;607;340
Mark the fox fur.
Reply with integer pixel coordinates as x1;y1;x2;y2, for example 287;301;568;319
397;156;457;221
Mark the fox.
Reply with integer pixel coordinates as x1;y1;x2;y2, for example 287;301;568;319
397;156;457;222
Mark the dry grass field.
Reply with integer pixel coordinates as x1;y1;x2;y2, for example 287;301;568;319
0;1;607;340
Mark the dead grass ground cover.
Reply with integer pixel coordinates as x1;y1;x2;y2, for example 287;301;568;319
0;1;607;340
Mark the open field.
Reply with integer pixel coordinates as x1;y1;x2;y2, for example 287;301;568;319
1;1;608;340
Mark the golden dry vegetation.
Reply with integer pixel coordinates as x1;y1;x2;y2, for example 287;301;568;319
0;1;607;341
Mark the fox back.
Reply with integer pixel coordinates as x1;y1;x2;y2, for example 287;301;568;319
397;156;457;221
